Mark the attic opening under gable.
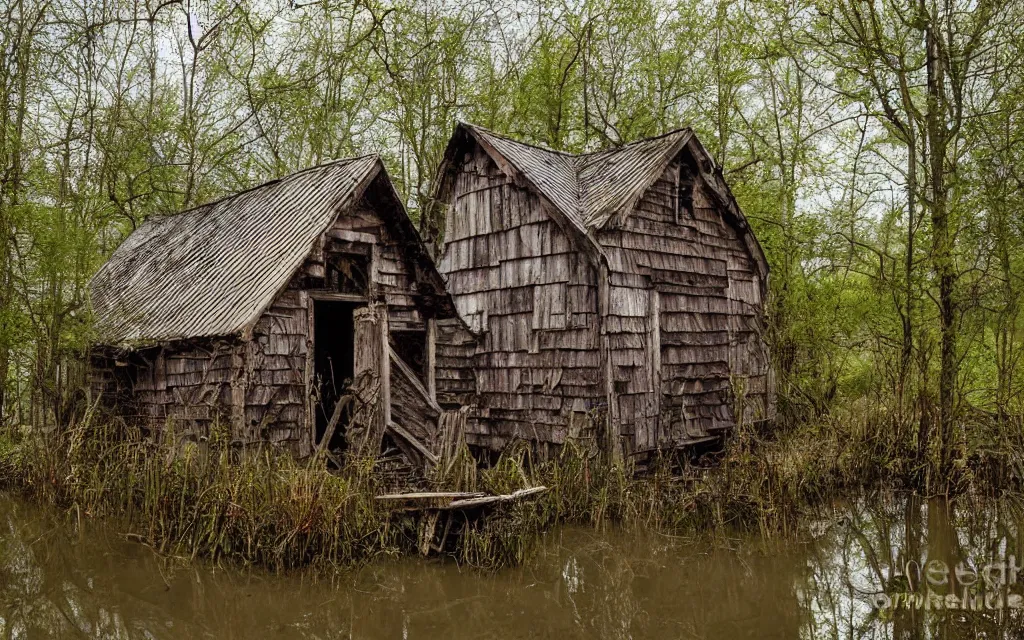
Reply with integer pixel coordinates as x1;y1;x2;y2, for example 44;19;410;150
328;252;370;294
676;153;698;224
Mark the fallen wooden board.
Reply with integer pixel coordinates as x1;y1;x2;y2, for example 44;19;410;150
441;486;548;510
315;395;348;457
374;486;548;512
376;491;486;501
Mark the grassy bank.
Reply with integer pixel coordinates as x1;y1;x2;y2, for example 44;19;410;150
457;400;1024;566
0;421;405;571
2;402;1022;571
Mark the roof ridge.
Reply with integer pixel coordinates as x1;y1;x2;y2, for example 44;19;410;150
577;127;693;159
461;121;692;162
461;123;578;158
461;123;694;230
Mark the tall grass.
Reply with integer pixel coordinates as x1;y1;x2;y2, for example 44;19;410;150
0;420;405;571
459;400;1024;558
3;399;1022;572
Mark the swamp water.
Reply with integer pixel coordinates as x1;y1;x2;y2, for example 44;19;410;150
2;493;1024;639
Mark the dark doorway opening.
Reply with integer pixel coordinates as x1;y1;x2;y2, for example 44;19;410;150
313;300;362;451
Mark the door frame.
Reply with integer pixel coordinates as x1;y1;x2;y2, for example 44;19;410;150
306;292;368;451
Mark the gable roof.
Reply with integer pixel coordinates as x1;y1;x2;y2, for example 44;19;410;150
91;156;449;347
461;124;693;230
438;123;768;280
577;130;694;228
465;129;585;232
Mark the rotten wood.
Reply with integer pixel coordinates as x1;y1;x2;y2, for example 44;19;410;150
432;128;773;456
386;420;438;468
315;393;347;454
376;491;486;501
426;317;437;401
442;486;548;510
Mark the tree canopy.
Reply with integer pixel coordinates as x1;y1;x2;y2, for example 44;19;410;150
3;0;1024;479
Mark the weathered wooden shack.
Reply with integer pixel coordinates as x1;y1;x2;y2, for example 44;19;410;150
89;156;460;465
433;123;775;458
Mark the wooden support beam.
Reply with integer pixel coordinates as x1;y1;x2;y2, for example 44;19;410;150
426;318;437;401
369;243;381;300
387;420;438;467
326;229;376;245
228;346;245;441
302;291;315;454
308;292;366;303
673;163;680;225
648;290;661;448
379;304;391;429
596;262;621;462
389;346;442;414
347;306;387;456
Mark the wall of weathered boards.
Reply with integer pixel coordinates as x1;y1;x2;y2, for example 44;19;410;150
89;157;457;462
89;125;774;465
432;124;774;459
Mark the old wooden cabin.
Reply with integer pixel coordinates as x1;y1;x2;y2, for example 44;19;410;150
89;155;461;466
432;123;775;459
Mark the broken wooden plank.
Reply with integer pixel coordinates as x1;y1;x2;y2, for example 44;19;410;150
387;420;438;466
441;486;548;510
389;346;442;414
347;306;386;456
376;491;486;501
314;395;346;456
326;229;377;245
418;511;441;556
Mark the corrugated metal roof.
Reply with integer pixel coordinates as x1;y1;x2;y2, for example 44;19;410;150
464;125;692;231
90;155;381;346
578;130;692;227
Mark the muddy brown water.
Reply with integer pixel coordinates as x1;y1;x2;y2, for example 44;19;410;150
3;493;1024;639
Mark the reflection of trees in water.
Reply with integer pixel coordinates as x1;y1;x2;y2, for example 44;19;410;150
338;528;806;639
801;493;1024;640
0;496;808;639
1;499;137;638
4;493;1024;639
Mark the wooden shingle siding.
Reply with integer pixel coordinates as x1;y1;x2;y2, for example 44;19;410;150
434;146;602;450
432;123;773;457
243;287;309;454
91;160;461;461
238;195;452;455
89;338;244;441
432;126;774;456
602;160;774;447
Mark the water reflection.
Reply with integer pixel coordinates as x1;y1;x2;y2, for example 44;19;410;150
1;493;1023;639
805;494;1024;640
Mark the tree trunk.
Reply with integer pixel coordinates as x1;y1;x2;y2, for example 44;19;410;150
0;2;36;427
925;21;957;479
902;139;916;409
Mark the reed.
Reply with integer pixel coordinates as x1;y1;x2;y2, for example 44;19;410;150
461;402;1024;547
0;419;407;571
3;399;1022;573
